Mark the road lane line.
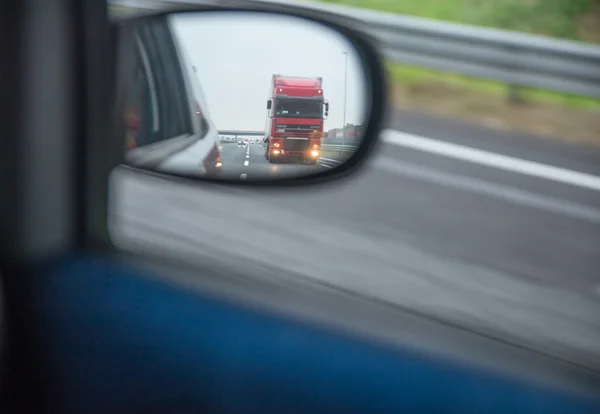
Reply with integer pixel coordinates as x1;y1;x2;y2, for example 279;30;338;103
376;158;600;223
244;160;249;167
383;130;600;192
240;173;247;180
319;162;334;168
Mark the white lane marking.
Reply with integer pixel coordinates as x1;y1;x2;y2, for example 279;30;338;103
320;157;343;164
240;173;247;180
246;155;249;158
376;158;600;223
244;160;249;167
383;130;600;192
319;162;334;168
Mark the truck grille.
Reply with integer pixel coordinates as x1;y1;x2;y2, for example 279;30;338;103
283;138;311;152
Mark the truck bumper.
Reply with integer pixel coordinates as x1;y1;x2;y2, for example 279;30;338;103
269;150;319;164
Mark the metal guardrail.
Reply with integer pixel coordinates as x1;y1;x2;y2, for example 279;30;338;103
110;0;600;100
368;15;600;100
321;144;357;152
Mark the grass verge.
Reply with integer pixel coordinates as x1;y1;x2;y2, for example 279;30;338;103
318;0;600;42
388;62;600;145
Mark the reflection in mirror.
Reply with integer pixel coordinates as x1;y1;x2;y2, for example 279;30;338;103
121;10;369;181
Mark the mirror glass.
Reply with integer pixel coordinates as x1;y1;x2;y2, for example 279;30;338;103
120;10;370;181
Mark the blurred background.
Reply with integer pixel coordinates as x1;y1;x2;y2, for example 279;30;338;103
109;0;600;372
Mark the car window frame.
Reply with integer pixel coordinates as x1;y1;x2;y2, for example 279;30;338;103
168;19;212;141
123;16;200;169
139;18;192;140
134;33;160;136
124;33;160;150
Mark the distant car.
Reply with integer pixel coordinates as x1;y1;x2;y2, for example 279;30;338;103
238;140;244;146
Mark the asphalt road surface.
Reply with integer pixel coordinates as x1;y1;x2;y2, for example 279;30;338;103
217;141;343;180
110;110;600;371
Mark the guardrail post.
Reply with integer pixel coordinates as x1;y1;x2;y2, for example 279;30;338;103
506;43;524;105
507;84;523;104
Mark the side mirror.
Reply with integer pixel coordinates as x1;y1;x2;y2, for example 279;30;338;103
117;8;387;186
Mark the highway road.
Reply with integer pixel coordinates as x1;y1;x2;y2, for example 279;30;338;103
109;110;600;372
216;141;344;180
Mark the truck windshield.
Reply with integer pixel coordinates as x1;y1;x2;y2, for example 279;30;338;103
274;98;323;118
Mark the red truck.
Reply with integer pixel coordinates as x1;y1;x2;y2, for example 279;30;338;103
264;74;329;164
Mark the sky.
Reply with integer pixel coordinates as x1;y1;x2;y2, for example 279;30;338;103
171;11;368;132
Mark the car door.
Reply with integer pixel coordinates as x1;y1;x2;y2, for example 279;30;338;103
5;2;600;413
165;14;223;177
122;17;211;176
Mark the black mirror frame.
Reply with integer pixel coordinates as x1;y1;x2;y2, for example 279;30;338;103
111;1;388;189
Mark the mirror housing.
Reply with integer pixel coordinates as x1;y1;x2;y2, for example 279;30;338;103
113;3;387;188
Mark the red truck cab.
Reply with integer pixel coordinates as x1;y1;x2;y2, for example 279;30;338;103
264;74;329;164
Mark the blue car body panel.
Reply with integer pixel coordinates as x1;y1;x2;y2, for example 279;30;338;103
31;254;600;414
